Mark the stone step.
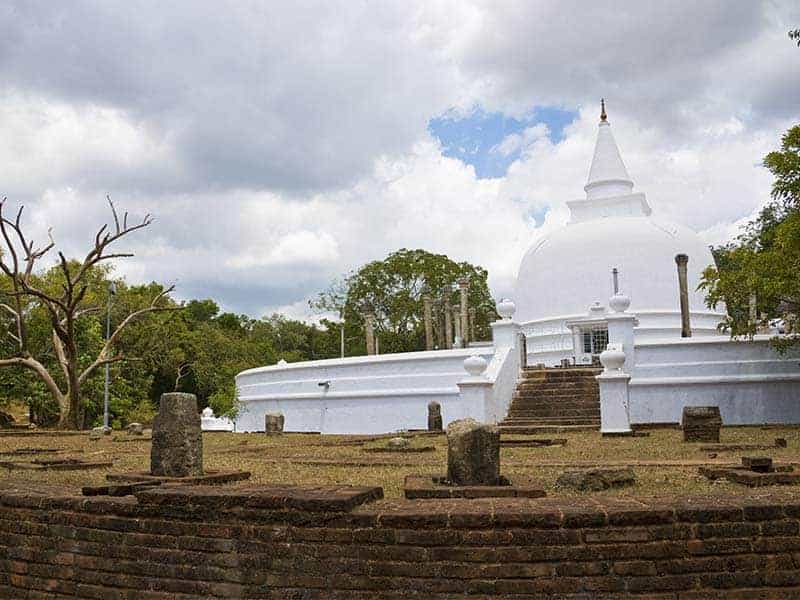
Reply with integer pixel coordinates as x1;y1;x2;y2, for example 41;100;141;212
502;415;600;423
511;397;600;406
507;409;600;418
515;384;599;392
514;391;598;399
498;424;600;434
519;373;600;381
513;389;598;398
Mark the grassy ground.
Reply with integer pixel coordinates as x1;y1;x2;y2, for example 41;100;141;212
1;427;800;499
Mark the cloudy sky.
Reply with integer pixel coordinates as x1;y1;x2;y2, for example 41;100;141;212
1;1;799;319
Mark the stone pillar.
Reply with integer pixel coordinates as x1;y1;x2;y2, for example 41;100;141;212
423;295;434;351
150;392;203;477
364;312;376;355
265;413;284;433
469;307;476;342
453;303;462;348
427;401;442;431
675;254;691;338
446;418;500;486
749;291;757;338
434;299;445;349
458;278;469;345
682;406;722;443
443;296;453;349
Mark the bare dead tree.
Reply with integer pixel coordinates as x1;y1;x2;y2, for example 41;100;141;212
0;197;176;429
174;362;192;391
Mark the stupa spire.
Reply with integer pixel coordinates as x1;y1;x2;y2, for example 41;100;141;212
584;99;633;200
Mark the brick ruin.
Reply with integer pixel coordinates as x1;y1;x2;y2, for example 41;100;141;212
1;485;800;598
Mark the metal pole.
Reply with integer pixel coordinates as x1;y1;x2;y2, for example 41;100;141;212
340;322;345;358
103;288;113;428
612;268;619;294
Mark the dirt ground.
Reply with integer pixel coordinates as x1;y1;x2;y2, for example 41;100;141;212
1;427;800;499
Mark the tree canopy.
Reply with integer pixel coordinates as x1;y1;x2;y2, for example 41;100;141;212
312;248;496;355
700;124;800;348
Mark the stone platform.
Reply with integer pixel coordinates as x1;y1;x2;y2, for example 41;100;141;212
106;469;251;486
404;474;546;499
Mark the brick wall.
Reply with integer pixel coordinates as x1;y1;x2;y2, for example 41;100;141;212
1;485;800;598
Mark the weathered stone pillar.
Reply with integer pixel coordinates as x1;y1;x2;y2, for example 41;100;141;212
364;312;376;355
423;295;434;351
265;413;284;434
446;418;500;486
427;401;442;431
675;254;691;338
458;278;469;345
150;392;203;477
443;295;453;349
682;406;722;443
453;303;462;348
749;291;757;338
469;307;476;341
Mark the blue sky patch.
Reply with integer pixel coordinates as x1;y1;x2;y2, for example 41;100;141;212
428;106;577;179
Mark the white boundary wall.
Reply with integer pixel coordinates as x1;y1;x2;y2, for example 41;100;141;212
235;347;495;434
628;336;800;425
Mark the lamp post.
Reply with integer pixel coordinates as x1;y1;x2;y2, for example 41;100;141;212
103;282;117;429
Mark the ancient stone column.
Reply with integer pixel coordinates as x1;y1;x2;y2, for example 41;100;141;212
364;312;376;355
469;307;476;342
265;413;284;433
675;254;691;338
427;401;442;431
443;295;453;349
422;295;434;351
150;392;203;477
453;303;462;348
458;278;469;345
446;418;500;486
749;291;757;338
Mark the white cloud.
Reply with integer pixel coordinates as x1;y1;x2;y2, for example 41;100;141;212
0;1;798;318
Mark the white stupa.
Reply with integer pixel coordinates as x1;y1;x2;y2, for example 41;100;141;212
513;101;725;364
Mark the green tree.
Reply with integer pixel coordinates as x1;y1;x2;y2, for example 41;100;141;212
315;248;496;355
700;125;800;348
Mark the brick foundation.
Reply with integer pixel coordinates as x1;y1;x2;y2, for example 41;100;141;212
1;485;800;598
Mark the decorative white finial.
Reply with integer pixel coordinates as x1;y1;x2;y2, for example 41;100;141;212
588;301;607;316
599;343;625;372
463;354;488;378
497;298;516;320
609;293;631;313
202;407;214;418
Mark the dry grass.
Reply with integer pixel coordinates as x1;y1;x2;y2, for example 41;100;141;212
2;427;800;499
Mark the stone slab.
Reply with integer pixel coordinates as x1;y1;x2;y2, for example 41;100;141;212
699;465;800;487
82;481;161;496
699;439;787;452
556;468;636;492
404;474;546;499
741;456;773;473
0;447;68;455
601;431;650;438
0;458;113;471
499;438;567;447
106;470;251;485
135;484;383;512
362;446;435;453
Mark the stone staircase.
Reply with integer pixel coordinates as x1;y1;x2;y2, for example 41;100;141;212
499;367;602;434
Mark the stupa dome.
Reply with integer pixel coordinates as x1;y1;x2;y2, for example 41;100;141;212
513;102;724;338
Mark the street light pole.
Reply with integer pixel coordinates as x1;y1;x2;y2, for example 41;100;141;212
103;282;117;429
